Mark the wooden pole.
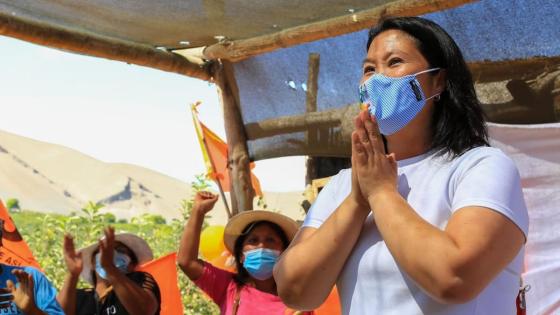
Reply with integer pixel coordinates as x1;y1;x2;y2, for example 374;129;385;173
305;53;320;186
245;108;343;140
0;11;211;81
203;0;477;61
212;61;254;215
469;56;560;83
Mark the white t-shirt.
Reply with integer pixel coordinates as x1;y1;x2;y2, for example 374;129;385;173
303;146;529;315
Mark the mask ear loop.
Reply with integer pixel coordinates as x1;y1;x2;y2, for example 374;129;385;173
418;67;444;102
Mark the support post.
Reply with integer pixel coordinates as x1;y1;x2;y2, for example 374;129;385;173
213;61;254;215
305;53;320;186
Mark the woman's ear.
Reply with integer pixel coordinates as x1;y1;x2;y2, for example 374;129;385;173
435;69;447;94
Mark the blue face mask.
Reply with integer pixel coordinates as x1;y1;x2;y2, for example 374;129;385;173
242;248;280;281
95;251;131;280
359;68;441;135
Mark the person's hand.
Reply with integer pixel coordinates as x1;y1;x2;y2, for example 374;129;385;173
352;110;398;204
98;227;119;278
63;234;83;277
193;191;219;216
350;143;369;211
6;270;39;313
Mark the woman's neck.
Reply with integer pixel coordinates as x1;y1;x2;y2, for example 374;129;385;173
386;127;432;161
95;279;112;298
250;278;278;295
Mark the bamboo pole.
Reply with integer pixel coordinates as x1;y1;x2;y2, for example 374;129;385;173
203;0;478;61
0;11;211;81
212;61;254;214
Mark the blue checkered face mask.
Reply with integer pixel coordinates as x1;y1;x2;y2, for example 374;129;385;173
359;68;441;135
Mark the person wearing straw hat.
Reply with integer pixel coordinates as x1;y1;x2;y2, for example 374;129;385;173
178;191;313;315
57;227;161;315
0;219;64;314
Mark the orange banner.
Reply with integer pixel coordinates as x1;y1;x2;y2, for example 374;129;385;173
138;252;183;315
191;103;263;196
0;200;41;269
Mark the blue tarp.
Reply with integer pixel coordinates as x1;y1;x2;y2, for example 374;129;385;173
234;0;560;160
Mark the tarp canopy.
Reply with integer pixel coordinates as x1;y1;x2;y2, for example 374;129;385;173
233;0;560;160
0;0;481;81
0;0;397;49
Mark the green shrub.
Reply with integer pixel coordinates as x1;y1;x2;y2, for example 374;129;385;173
6;198;20;211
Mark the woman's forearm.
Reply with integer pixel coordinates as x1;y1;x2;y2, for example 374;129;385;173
56;273;79;315
177;207;206;280
107;271;158;315
369;190;523;303
274;196;369;310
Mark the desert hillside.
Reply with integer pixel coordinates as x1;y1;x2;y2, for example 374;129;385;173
0;130;305;225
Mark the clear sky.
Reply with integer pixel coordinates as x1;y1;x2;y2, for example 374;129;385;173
0;35;305;191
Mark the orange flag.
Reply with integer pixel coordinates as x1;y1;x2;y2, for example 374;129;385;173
191;102;263;196
0;200;41;269
314;287;342;315
138;252;183;315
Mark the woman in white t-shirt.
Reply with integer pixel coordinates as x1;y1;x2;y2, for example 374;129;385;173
273;17;528;315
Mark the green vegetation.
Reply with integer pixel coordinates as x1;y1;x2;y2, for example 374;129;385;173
10;175;219;315
6;198;20;211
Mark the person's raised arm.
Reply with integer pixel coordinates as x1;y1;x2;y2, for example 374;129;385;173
274;123;372;310
100;227;158;315
177;191;219;280
56;234;83;315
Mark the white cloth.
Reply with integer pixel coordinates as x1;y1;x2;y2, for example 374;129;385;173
303;146;529;315
487;123;560;315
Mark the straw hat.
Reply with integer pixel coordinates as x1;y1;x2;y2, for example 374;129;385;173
79;233;153;284
223;210;299;253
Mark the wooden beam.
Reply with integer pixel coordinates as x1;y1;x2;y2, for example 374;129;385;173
213;61;254;214
245;108;342;140
469;56;560;83
203;0;477;61
0;11;211;81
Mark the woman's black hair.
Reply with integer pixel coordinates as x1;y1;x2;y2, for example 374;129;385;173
232;221;289;286
367;16;489;157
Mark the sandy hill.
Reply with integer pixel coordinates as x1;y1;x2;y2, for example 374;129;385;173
0;130;305;225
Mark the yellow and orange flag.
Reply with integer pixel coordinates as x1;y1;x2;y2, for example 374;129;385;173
0;200;41;269
138;252;183;314
191;102;263;197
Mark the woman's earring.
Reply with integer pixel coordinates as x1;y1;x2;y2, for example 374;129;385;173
434;94;441;102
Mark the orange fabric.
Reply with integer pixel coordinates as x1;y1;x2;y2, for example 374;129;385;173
138;252;183;315
191;103;263;196
314;287;341;315
0;200;41;269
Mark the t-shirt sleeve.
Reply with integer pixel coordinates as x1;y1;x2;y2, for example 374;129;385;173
302;169;351;229
193;261;235;307
24;267;65;315
451;149;529;237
